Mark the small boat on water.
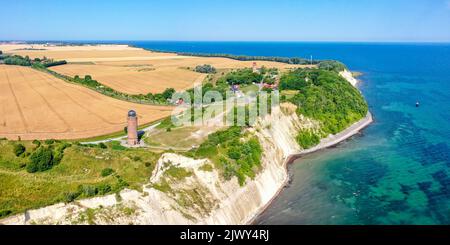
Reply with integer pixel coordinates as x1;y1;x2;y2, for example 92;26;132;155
416;101;420;107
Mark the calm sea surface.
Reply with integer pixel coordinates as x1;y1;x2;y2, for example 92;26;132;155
105;41;450;224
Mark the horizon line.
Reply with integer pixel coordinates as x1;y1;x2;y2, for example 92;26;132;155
2;39;450;44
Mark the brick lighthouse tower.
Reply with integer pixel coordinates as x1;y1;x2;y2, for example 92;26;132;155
127;110;139;146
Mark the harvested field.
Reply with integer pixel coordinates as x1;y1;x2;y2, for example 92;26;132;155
50;64;207;94
2;44;180;62
0;65;173;140
2;44;312;95
95;57;307;70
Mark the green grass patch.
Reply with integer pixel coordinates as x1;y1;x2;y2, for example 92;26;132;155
165;166;193;180
189;127;262;186
109;141;127;151
144;126;210;149
79;118;165;142
199;164;214;172
151;179;172;193
240;84;260;94
0;140;160;218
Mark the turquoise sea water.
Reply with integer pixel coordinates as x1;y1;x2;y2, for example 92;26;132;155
111;41;450;224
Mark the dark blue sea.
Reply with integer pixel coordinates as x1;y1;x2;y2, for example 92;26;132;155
115;41;450;224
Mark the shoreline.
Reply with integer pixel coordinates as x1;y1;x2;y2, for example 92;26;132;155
248;111;373;224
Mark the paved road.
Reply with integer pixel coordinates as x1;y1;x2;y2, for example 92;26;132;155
81;122;161;145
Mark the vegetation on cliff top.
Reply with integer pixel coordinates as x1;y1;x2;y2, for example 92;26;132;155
187;126;263;186
0;139;160;218
280;67;368;148
219;68;264;85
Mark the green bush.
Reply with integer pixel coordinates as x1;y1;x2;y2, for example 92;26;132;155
62;183;112;203
98;142;107;149
13;144;26;157
44;139;55;145
194;64;217;74
53;142;70;165
27;147;54;173
296;130;321;149
97;183;112;195
162;88;176;100
113;175;129;191
78;185;98;197
101;168;115;177
32;140;41;147
0;210;12;218
62;191;81;203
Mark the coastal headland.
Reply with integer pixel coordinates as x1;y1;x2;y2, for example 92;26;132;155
0;43;371;224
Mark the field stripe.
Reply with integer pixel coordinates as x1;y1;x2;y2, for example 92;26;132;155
3;66;29;133
37;71;125;125
17;68;71;133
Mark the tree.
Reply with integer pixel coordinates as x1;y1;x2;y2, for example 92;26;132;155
318;60;347;72
194;64;217;74
27;147;54;173
13;144;26;157
162;88;176;100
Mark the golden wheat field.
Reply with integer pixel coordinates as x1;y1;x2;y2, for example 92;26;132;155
50;64;208;94
0;44;312;139
2;44;309;95
0;65;173;140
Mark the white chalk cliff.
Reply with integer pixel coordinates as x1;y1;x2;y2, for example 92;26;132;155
1;72;372;225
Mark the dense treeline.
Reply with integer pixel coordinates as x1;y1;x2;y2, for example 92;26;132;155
4;55;32;66
145;48;317;65
179;52;316;65
42;60;68;67
42;68;176;105
188;126;262;186
317;60;347;72
3;54;67;68
280;68;368;148
194;64;217;74
72;74;176;104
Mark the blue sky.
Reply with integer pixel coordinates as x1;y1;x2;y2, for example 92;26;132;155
1;0;450;42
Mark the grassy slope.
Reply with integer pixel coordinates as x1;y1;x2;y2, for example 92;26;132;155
0;140;160;217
